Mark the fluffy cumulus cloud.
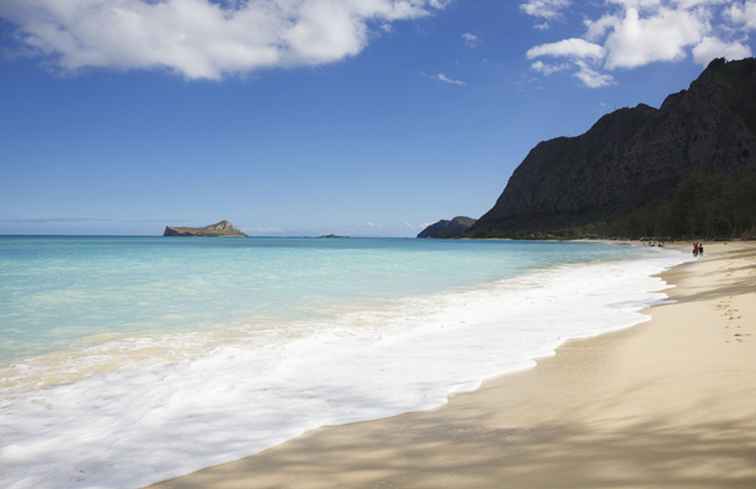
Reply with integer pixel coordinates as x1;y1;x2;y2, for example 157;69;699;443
525;0;755;88
520;0;570;19
584;15;622;41
693;35;752;64
0;0;450;79
603;6;708;69
526;38;605;60
726;1;756;28
520;0;570;29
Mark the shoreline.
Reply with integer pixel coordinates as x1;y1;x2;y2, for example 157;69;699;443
1;244;668;393
2;241;683;489
148;242;756;489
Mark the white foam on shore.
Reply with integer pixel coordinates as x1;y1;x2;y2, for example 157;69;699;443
0;249;687;489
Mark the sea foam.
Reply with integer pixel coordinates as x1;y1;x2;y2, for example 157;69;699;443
0;248;687;489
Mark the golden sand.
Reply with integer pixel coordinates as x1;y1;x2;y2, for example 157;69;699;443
149;242;756;489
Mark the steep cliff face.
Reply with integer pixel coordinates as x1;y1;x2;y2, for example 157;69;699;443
468;58;756;238
163;220;247;237
418;217;477;239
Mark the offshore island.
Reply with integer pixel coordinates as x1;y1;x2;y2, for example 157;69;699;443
163;220;247;237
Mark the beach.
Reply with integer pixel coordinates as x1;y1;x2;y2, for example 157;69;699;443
148;241;756;489
3;238;684;489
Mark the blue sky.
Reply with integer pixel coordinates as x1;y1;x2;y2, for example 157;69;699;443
1;0;754;236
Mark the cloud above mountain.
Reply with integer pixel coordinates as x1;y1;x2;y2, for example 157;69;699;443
2;0;753;86
525;0;754;88
0;0;450;80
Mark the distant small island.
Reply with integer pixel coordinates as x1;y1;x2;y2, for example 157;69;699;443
318;234;350;239
418;217;477;239
163;220;247;237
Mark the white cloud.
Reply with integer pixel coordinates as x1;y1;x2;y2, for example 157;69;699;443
520;0;570;28
574;60;616;87
584;15;621;41
603;6;709;69
527;38;605;60
520;0;571;19
431;72;467;86
726;1;756;29
608;0;663;10
0;0;449;80
530;60;571;74
692;35;752;64
523;0;755;88
462;32;480;48
674;0;727;9
527;38;611;88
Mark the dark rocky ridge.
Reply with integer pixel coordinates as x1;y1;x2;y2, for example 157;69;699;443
468;58;756;239
163;220;247;237
418;216;477;239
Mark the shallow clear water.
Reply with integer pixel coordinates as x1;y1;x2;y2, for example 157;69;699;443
0;237;687;489
0;236;648;363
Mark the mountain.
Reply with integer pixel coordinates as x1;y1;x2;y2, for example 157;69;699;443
468;58;756;240
418;216;477;239
163;220;247;237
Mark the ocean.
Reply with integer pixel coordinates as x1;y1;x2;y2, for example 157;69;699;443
0;236;686;489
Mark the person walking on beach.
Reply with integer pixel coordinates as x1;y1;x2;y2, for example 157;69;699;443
693;241;699;257
699;242;704;257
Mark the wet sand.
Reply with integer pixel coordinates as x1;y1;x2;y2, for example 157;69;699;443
148;242;756;489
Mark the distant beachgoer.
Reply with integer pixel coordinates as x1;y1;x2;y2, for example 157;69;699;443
693;242;699;257
699;243;704;257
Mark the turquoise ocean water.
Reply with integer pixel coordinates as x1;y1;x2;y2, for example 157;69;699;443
0;237;686;489
0;236;653;362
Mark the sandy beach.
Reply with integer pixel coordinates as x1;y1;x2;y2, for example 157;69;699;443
148;242;756;489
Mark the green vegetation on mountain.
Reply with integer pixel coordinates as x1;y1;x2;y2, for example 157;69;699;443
466;58;756;240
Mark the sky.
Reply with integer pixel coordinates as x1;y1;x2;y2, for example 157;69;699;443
1;0;755;237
